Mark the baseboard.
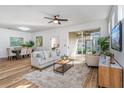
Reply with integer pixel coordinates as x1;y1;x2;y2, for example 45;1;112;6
0;57;8;62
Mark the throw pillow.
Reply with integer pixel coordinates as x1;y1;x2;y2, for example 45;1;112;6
36;52;45;60
51;51;57;57
43;50;51;59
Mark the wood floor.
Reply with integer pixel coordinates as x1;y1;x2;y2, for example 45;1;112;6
0;58;98;88
0;58;38;88
83;67;98;88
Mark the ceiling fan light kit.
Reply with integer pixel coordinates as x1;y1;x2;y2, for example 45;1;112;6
53;20;59;24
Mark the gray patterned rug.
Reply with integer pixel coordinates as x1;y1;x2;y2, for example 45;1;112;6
24;63;90;88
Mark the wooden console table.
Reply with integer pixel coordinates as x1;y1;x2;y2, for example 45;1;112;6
98;56;123;88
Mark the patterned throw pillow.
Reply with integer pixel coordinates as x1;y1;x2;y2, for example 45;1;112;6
36;52;45;60
33;52;40;57
43;50;51;58
36;53;41;58
56;49;60;56
51;51;57;57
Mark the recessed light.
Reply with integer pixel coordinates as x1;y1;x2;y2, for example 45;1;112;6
18;27;30;31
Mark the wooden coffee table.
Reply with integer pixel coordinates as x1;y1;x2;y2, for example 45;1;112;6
53;59;73;75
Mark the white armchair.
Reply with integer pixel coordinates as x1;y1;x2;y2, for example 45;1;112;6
85;54;99;67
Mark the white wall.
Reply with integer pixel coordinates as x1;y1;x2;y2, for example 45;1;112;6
111;19;124;67
0;28;32;58
32;19;108;56
32;28;69;56
108;5;124;87
0;19;107;58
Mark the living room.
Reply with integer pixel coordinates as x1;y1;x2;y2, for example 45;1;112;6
0;4;124;89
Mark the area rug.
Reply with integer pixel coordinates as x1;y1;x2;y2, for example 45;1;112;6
23;63;90;88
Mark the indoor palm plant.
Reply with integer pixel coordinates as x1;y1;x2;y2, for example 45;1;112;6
92;50;96;54
97;36;114;63
97;36;110;54
77;48;82;54
83;48;86;54
26;41;35;47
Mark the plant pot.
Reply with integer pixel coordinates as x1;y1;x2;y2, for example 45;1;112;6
101;54;106;59
78;51;82;54
110;57;115;64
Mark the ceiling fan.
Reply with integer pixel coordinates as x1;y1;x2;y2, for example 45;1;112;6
44;15;68;25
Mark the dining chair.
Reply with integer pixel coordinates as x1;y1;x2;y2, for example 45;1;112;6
7;48;16;60
26;48;32;57
20;48;27;58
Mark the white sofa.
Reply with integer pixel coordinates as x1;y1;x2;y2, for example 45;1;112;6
85;54;100;67
31;50;61;69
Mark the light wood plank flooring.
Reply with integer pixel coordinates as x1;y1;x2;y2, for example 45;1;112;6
0;58;98;88
0;58;38;88
83;67;98;88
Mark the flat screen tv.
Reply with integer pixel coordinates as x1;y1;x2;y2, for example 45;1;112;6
111;21;122;51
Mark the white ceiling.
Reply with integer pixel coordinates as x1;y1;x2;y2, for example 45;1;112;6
0;5;111;32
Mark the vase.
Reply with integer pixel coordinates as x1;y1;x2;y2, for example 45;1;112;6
110;57;115;64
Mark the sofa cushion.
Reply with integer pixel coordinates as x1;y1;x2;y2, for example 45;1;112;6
36;53;42;58
39;57;60;65
56;49;60;56
33;51;45;60
51;51;57;57
43;50;51;59
32;51;39;57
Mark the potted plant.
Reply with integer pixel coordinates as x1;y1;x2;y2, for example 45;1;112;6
21;43;27;47
104;51;115;64
26;41;35;47
61;55;69;60
97;36;110;59
97;36;110;54
83;48;86;54
21;41;35;48
92;50;96;54
77;48;82;54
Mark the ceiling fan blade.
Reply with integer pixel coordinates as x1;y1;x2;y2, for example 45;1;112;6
58;19;68;21
48;21;53;23
44;17;53;19
58;21;61;25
